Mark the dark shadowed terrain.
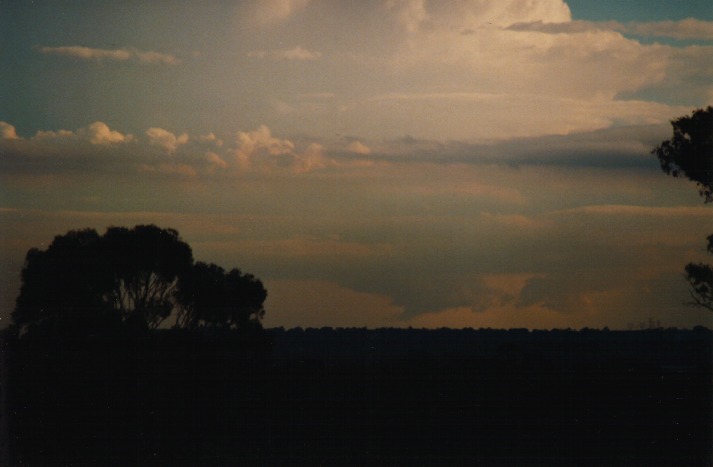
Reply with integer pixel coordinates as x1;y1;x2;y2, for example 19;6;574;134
4;327;712;465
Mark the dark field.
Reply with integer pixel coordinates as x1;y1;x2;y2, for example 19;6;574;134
5;327;712;465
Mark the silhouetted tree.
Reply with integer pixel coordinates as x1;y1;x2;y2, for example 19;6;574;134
175;261;267;330
652;106;712;203
653;107;713;312
11;224;266;334
685;235;713;312
101;225;193;328
12;229;117;334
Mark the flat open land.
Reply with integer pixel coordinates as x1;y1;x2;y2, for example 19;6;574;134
6;327;712;465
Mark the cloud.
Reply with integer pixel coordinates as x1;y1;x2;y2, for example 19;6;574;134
205;151;228;170
554;205;713;218
0;122;18;140
348;93;694;142
278;2;697;142
134;50;181;65
33;129;75;140
231;125;336;173
347;141;372;155
199;133;223;146
3;118;712;330
0;122;140;178
138;162;197;178
0;118;682;182
247;46;322;61
37;45;180;65
355;121;674;171
268;1;701;142
145;127;189;153
507;18;713;41
385;0;571;31
241;0;311;26
38;45;132;61
0;121;343;178
385;0;429;33
233;125;294;167
13;121;132;146
264;279;403;329
277;46;322;60
83;121;134;145
392;28;664;101
627;18;713;40
224;1;710;143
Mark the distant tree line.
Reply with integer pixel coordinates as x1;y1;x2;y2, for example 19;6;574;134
10;224;267;336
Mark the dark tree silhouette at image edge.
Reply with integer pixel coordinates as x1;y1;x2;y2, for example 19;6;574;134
652;106;713;203
685;235;713;312
653;106;713;312
11;224;267;335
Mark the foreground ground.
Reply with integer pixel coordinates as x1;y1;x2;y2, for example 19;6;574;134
5;327;712;465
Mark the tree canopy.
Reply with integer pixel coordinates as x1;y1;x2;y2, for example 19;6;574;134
652;106;713;203
12;225;267;334
175;262;267;331
684;235;713;312
102;225;193;328
653;107;713;312
13;229;116;333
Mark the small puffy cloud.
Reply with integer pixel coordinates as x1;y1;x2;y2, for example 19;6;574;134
199;133;223;146
205;151;229;170
33;129;75;140
347;141;372;155
146;127;189;153
10;121;132;145
82;121;133;145
0;122;18;140
233;125;294;168
37;45;180;65
295;143;331;173
247;46;322;61
231;125;337;173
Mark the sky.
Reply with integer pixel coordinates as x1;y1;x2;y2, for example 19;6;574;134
1;0;712;330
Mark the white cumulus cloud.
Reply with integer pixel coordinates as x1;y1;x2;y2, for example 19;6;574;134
233;125;295;169
83;121;133;145
146;128;189;152
347;141;372;155
0;122;18;140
